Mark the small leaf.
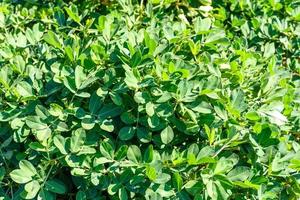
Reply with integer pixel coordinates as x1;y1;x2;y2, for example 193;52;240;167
53;135;68;155
263;42;275;58
19;160;37;177
100;141;114;159
16;81;33;97
118;187;128;200
43;31;62;49
127;145;141;163
124;70;139;89
160;126;174;144
145;102;155;117
245;111;260;121
76;190;86;200
89;92;103;115
146;166;157;181
227;166;251;182
118;126;135;141
65;6;81;24
75;65;86;89
10;169;32;184
143;145;154;163
172;172;183;191
81;116;95;130
45;179;67;194
23;180;40;199
70;128;86;153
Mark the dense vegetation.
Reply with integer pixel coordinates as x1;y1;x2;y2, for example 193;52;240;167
0;0;300;199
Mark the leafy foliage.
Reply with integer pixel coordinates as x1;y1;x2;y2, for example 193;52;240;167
0;0;300;199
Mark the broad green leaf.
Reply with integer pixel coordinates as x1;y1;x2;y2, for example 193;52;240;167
100;141;114;159
145;102;155;117
89;92;103;115
23;180;40;199
127;145;141;163
65;6;81;24
172;172;183;191
10;169;32;184
118;187;128;200
245;111;260;121
81;116;95;130
160;126;174;144
98;104;122;119
146;166;157;181
118;126;135;141
16;81;33;97
124;70;139;89
38;189;55;200
227;166;251;182
45;179;66;194
70;128;86;153
153;173;171;184
75;66;86;89
143;145;154;163
43;31;62;49
19;160;37;177
100;119;114;132
76;190;86;200
263;42;275;58
115;145;128;161
53;135;68;154
137;127;152;143
194;17;211;34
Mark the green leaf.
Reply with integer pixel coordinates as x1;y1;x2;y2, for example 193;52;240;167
204;30;226;44
145;102;155;117
100;119;114;132
43;31;62;49
194;17;211;34
245;111;260;121
81;116;95;130
89;92;103;115
146;166;157;181
263;42;275;58
204;124;215;146
38;189;55;200
65;6;81;24
153;173;171;184
160;126;174;144
22;180;40;199
98;104;123;119
45;179;66;194
19;160;37;177
124;70;139;89
118;187;128;200
227;166;251;182
53;135;68;154
75;66;86;89
143;145;154;163
118;126;135;141
100;141;114;159
10;169;32;184
172;172;183;191
76;190;86;200
16;81;33;97
115;145;128;161
127;145;141;163
63;76;77;93
70;128;86;153
65;46;74;61
137;127;152;143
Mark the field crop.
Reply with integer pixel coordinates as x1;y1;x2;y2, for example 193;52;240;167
0;0;300;199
